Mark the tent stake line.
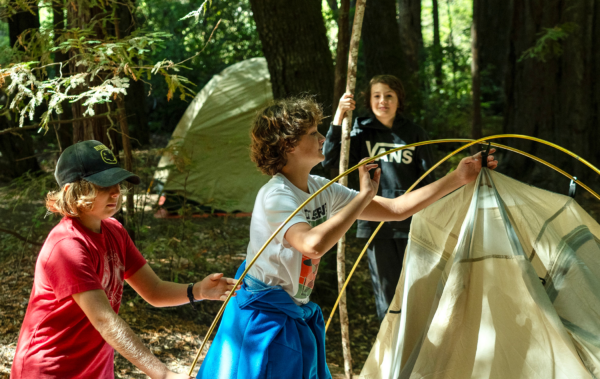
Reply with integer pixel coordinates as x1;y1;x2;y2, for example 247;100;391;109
188;134;600;375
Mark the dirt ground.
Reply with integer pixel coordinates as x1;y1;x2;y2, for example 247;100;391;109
0;212;379;378
2;167;599;378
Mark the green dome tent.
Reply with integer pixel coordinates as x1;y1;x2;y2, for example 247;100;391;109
154;58;273;213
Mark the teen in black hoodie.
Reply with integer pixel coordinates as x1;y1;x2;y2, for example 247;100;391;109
322;75;436;320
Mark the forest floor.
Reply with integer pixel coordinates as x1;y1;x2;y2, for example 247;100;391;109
0;201;380;378
2;143;600;378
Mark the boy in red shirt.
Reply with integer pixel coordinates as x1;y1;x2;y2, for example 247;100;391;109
11;140;238;379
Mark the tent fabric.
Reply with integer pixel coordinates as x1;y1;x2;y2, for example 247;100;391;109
360;169;600;379
154;58;273;213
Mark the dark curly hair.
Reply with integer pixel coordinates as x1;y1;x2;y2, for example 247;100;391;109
363;75;406;114
250;97;324;176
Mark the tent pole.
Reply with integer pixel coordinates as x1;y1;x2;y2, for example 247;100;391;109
188;135;600;376
324;137;600;336
337;1;367;377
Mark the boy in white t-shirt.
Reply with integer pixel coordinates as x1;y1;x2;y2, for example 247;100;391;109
197;97;497;379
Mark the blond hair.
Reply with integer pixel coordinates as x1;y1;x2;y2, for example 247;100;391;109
46;180;123;217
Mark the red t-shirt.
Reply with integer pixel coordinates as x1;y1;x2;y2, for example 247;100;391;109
11;217;147;379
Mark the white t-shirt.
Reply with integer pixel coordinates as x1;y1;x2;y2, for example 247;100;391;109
246;173;358;304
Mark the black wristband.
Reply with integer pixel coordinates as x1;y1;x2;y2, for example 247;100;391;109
187;283;197;311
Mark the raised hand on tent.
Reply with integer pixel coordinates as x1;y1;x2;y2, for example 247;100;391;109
454;148;498;184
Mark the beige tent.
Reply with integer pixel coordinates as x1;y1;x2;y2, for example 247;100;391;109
360;169;600;379
154;58;272;213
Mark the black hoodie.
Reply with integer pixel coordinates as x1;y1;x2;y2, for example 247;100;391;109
322;115;436;238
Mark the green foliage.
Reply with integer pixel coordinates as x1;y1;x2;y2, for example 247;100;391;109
0;0;220;134
136;0;263;133
179;0;211;23
419;0;477;141
0;171;59;258
519;22;579;62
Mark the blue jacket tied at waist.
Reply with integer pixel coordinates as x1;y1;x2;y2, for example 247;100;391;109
196;261;331;379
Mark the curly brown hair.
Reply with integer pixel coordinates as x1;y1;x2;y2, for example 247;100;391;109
250;97;324;176
363;75;406;114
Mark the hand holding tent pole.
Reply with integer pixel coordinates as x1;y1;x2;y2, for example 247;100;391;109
188;134;600;376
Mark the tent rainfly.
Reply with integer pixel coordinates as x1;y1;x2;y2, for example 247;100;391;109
154;57;273;213
360;169;600;379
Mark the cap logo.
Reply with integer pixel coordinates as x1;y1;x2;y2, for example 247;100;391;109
94;144;118;164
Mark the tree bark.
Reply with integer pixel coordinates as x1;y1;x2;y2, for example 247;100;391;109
68;2;115;148
446;0;458;96
432;0;443;87
249;0;334;128
115;0;149;147
53;0;73;152
336;1;366;377
504;0;600;194
333;0;351;114
117;94;135;238
0;10;42;180
362;0;412;110
477;0;511;114
470;0;482;154
398;0;423;86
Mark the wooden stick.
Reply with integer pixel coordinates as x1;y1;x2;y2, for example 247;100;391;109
337;1;367;378
332;0;351;116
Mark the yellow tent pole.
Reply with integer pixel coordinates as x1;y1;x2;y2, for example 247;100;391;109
189;134;600;375
323;137;600;333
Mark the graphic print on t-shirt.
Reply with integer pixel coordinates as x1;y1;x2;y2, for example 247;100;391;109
365;141;415;164
101;248;125;307
294;204;328;300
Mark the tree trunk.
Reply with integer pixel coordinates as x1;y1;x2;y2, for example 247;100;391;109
0;10;42;180
68;3;116;148
398;0;423;93
470;0;482;154
115;0;149;147
504;0;600;194
53;0;73;152
362;0;412;110
432;0;443;87
477;0;511;115
249;0;334;129
333;0;351;114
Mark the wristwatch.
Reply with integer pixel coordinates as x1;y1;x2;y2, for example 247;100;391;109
187;283;197;311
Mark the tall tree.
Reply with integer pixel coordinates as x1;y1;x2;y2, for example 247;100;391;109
432;0;442;87
0;10;41;180
397;0;423;86
249;0;334;125
362;0;414;111
470;0;482;153
477;0;511;114
67;3;117;146
53;0;74;152
504;0;600;193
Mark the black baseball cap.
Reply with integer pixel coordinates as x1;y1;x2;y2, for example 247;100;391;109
55;140;140;188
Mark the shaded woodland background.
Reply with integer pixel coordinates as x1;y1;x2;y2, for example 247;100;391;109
1;0;599;192
1;0;599;377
